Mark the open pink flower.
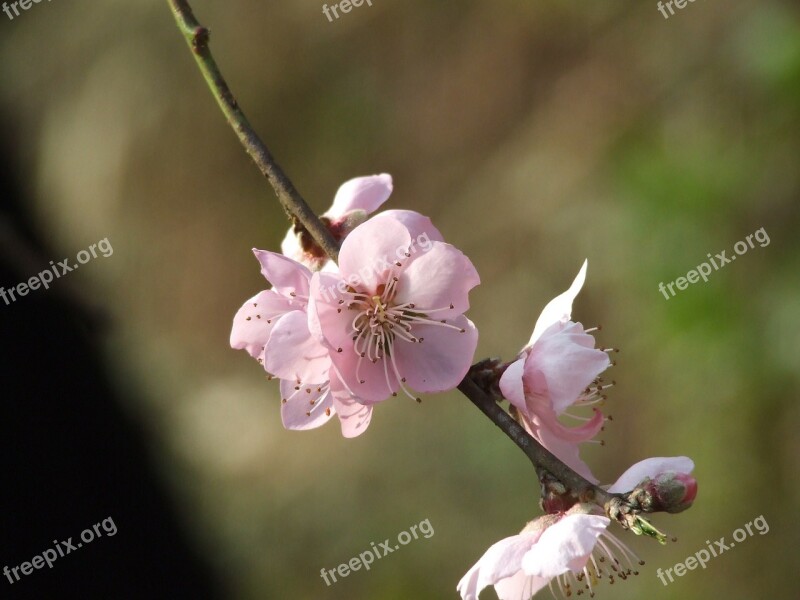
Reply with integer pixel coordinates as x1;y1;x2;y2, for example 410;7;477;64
499;261;611;483
310;213;480;403
459;457;694;599
457;506;626;600
231;249;376;436
281;174;394;270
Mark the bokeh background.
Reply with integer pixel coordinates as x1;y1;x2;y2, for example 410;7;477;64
1;0;799;598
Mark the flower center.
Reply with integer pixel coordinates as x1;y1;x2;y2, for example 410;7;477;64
335;272;465;401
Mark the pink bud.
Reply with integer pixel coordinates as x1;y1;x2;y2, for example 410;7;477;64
643;472;698;513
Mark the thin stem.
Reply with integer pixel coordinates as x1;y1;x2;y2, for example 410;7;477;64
167;0;620;514
166;0;340;262
457;377;617;507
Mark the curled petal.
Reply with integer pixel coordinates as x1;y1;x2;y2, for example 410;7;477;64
528;260;587;347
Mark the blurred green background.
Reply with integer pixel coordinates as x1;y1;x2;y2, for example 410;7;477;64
2;0;799;598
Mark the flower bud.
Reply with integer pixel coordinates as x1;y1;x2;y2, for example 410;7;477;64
640;472;697;513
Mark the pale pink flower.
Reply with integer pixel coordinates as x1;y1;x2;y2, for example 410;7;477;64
231;249;374;435
281;174;394;270
310;213;480;403
457;507;623;600
458;457;695;599
499;260;611;483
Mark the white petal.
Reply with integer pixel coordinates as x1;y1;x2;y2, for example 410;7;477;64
608;456;695;493
527;260;587;347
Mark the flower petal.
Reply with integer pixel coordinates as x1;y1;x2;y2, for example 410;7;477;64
608;456;696;494
494;570;549;600
327;174;393;217
521;514;609;578
528;260;587;347
338;215;412;294
498;358;527;413
279;379;334;430
331;372;373;438
253;248;311;297
524;321;610;414
526;416;599;484
230;291;294;359
394;242;480;320
264;310;331;383
457;532;541;600
379;209;444;243
394;316;478;393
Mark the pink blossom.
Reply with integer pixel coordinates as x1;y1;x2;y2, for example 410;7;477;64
231;249;375;435
281;174;394;270
499;261;611;483
310;213;480;403
457;506;627;600
458;457;694;599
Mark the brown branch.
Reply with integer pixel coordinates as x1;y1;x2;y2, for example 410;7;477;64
166;0;340;262
166;0;655;528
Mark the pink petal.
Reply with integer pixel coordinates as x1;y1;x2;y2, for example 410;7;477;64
457;532;541;600
394;316;478;393
498;358;527;413
527;260;587;347
527;417;599;484
493;570;549;600
338;215;412;294
379;209;444;243
253;248;311;297
279;380;334;430
264;310;331;384
523;321;610;414
520;514;609;577
230;291;294;359
394;242;480;320
528;397;605;444
608;456;696;494
331;374;373;438
327;174;393;218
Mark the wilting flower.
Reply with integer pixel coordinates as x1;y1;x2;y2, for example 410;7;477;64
281;174;394;271
458;457;695;600
499;260;611;483
230;249;374;436
310;213;480;403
